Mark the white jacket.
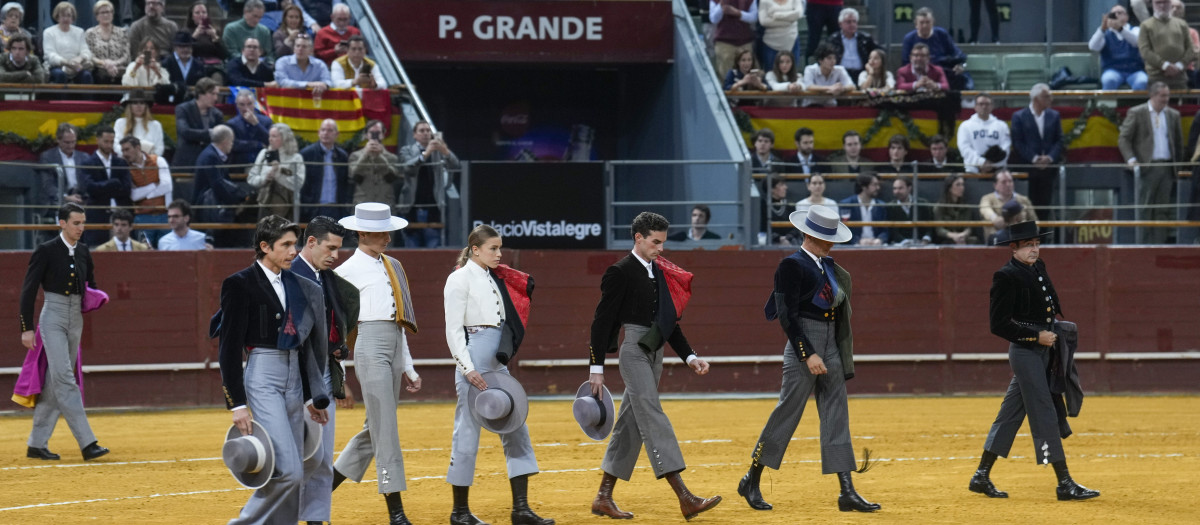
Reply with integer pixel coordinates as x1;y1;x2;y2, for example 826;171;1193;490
443;261;505;375
955;114;1011;173
759;0;804;53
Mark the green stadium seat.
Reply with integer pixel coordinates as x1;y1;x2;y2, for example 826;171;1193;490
1050;53;1101;89
966;54;1001;91
1003;54;1049;91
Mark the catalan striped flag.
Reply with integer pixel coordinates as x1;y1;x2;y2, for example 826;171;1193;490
256;87;366;132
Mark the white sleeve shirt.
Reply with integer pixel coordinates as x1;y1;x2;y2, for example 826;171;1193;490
443;262;506;375
335;249;418;380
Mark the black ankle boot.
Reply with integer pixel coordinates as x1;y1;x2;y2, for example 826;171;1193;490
737;462;772;510
1052;460;1100;501
450;485;489;525
384;492;411;525
969;450;1008;498
836;472;881;512
332;469;347;492
510;474;555;525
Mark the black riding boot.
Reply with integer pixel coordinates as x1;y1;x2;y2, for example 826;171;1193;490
384;491;411;525
836;471;881;512
968;450;1008;498
511;474;555;525
1052;460;1100;501
450;485;489;525
331;469;347;492
737;461;772;510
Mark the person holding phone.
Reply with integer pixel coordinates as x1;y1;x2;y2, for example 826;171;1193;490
122;39;169;87
1087;4;1148;90
350;120;401;207
332;35;384;89
399;120;460;248
248;123;306;219
723;49;767;92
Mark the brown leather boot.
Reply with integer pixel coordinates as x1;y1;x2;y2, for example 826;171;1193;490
591;472;633;519
666;472;721;521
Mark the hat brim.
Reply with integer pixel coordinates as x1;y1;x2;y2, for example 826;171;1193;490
224;421;275;490
302;416;322;462
338;215;408;232
993;230;1052;246
467;372;529;435
789;210;852;243
573;382;615;441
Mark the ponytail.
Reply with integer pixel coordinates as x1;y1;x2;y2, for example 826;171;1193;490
456;246;471;268
455;224;501;268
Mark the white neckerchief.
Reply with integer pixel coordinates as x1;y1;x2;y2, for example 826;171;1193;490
60;232;77;256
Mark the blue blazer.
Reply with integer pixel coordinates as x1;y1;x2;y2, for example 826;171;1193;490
1010;107;1063;166
838;195;889;245
299;142;351;207
193;144;241;205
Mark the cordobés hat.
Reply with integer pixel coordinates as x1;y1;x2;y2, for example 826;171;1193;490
467;371;529;435
572;381;615;441
338;202;408;232
222;421;275;489
993;220;1051;246
302;416;322;462
790;205;852;243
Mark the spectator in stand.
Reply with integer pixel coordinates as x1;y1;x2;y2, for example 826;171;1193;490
38;124;87;213
273;4;307;60
795;173;838;215
880;134;912;174
114;91;164;156
888;175;934;245
764;51;801;106
349;120;401;207
0;34;46;83
1138;0;1194;90
805;0;843;63
174;77;225;171
331;35;384;90
164;32;205;92
1118;81;1181;244
669;205;721;241
980;169;1038;241
228;90;275;166
0;3;31;51
120;135;172;245
226;37;277;87
827;8;878;84
790;127;823;174
709;0;758;81
224;0;273;62
128;0;177;61
85;1;128;85
122;39;170;87
300;119;350;220
858;49;894;93
1089;4;1147;90
827;130;863;174
79;126;133;244
298;0;334;27
969;0;1001;44
314;3;360;64
194;125;252;247
158;199;212;250
901;8;971;90
264;0;321;38
767;178;798;245
724;49;768;93
750;128;781;174
920;134;955;173
1170;0;1200;86
838;172;887;245
1010;84;1064;220
956;93;1011;174
934;175;980;245
800;43;855;107
275;34;331;92
93;209;150;251
757;0;802;76
896;43;949;92
248;123;306;219
44;2;94;84
185;1;228;84
399;120;461;247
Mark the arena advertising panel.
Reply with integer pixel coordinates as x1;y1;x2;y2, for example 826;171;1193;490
468;162;606;248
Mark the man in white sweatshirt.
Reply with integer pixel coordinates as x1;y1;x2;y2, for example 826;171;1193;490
956;94;1011;173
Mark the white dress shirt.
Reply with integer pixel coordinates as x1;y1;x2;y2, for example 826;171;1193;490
256;260;286;308
60;232;76;256
1150;107;1172;161
128;154;174;204
335;248;417;380
59;149;78;191
330;57;387;89
94;151;117;207
443;261;505;375
1030;104;1046;140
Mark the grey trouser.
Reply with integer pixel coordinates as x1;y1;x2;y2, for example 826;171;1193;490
601;324;686;481
299;368;335;522
230;348;305;525
446;325;538;486
750;317;856;475
334;321;408;493
1139;163;1175;244
983;342;1066;464
28;292;96;450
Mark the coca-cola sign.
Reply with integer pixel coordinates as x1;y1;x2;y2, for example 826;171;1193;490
377;0;673;63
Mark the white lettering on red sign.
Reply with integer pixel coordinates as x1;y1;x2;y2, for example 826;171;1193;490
438;15;602;41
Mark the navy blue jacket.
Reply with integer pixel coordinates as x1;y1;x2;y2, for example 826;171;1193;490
837;195;890;244
1010;107;1064;166
163;55;206;88
192;144;241;206
299;142;351;206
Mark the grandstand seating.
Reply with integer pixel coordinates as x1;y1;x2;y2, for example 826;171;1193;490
1050;53;1101;89
965;54;1002;91
1002;53;1049;91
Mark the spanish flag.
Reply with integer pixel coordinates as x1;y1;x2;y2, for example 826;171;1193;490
256;87;366;132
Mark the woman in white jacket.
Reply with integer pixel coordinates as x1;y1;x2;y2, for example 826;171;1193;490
442;224;553;525
758;0;804;75
247;123;305;218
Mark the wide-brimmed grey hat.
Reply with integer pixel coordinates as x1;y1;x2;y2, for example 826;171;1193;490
302;416;322;462
572;381;615;441
467;371;529;435
223;421;274;489
790;205;851;243
338;202;408;232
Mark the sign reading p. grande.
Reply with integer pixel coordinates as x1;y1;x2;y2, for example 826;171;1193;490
376;0;674;63
467;162;606;249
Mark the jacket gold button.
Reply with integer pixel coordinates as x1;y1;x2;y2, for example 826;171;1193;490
1046;307;1051;312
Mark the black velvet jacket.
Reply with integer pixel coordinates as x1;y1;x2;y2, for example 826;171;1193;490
20;237;94;332
589;254;692;366
989;257;1062;345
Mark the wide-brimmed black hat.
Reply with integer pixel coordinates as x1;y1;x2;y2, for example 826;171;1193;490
572;381;615;441
467;371;529;435
123;90;153;105
172;31;195;47
983;145;1007;164
993;220;1051;245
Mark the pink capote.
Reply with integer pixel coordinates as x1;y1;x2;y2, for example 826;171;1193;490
11;287;109;408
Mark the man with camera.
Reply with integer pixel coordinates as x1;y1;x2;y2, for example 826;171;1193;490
1089;4;1148;91
350;120;401;207
399;121;459;248
331;35;384;90
314;3;361;64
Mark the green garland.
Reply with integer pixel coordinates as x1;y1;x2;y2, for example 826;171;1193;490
1063;99;1121;157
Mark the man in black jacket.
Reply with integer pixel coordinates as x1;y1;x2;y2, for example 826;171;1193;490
18;203;110;462
299;119;350;220
78;126;132;245
826;8;880;83
587;211;720;521
174;77;224;170
968;221;1100;501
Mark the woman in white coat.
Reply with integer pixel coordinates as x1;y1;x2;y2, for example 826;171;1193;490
758;0;804;78
247;123;305;218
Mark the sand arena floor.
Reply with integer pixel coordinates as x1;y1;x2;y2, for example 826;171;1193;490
1;395;1197;524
